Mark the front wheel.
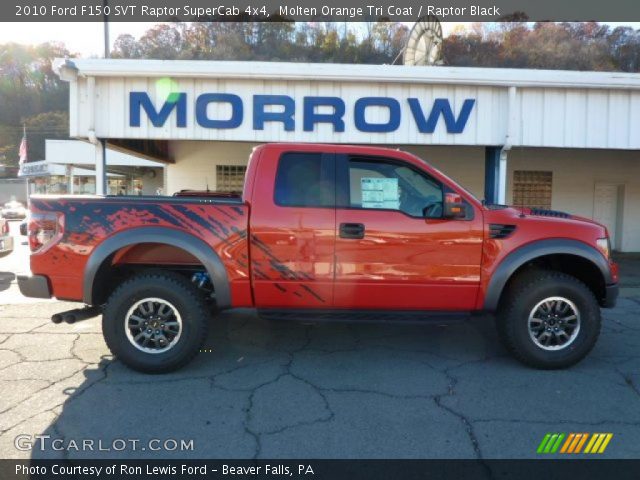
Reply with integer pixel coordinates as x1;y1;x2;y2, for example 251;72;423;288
496;271;601;369
103;271;209;373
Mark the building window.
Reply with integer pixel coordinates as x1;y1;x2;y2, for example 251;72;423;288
513;170;553;209
216;165;247;193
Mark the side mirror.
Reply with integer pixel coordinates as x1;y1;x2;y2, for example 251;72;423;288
442;193;468;219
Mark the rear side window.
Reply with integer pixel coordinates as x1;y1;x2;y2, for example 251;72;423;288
274;153;335;207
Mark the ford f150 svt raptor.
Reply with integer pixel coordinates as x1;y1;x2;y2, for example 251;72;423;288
18;143;619;373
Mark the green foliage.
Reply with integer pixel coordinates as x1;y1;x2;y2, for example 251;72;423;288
1;21;640;169
0;42;69;167
24;111;69;162
111;21;410;64
109;21;640;73
0;111;69;167
443;21;639;72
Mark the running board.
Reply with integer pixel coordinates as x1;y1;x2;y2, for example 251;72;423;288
257;309;476;325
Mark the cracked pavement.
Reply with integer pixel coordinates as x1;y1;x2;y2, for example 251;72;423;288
0;295;638;460
0;224;638;459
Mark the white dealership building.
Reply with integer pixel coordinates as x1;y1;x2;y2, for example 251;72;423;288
53;59;640;251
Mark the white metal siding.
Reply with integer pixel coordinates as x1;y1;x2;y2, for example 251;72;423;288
67;73;640;150
515;88;640;149
78;77;507;146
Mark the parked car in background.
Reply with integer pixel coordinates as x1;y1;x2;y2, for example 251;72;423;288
0;216;13;257
1;201;27;220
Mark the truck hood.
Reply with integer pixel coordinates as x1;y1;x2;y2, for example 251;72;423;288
486;205;609;236
522;206;604;227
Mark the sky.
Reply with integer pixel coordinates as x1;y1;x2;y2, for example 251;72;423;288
0;22;153;56
0;22;638;57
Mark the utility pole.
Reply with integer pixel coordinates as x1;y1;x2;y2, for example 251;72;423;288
99;0;109;195
22;124;29;203
103;0;110;58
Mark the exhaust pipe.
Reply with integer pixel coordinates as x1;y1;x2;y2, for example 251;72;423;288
51;306;102;325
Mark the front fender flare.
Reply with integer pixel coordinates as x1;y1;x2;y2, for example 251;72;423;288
483;239;612;311
83;227;231;308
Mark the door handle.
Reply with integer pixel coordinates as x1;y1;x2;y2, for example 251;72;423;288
339;223;365;239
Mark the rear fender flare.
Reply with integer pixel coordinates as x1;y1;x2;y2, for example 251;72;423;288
483;239;611;311
83;227;231;308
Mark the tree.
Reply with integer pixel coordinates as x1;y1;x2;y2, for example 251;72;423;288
137;24;184;59
443;22;630;71
2;21;640;168
608;26;640;72
112;34;142;58
0;42;70;166
107;21;410;65
23;111;69;163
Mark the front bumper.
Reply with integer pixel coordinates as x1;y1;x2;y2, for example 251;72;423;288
0;235;13;254
17;274;52;299
602;283;619;308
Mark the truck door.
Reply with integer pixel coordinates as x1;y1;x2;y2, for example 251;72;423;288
333;154;483;311
250;149;336;308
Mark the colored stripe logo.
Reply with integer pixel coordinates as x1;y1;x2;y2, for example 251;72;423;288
537;433;613;454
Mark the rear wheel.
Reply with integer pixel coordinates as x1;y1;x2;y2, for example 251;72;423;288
103;271;209;373
496;271;601;369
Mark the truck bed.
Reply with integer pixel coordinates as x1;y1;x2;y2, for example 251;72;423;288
29;195;250;303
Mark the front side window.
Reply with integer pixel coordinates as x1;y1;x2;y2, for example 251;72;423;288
274;153;335;207
347;158;443;217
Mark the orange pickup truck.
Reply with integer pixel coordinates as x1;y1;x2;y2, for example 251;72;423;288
19;143;618;372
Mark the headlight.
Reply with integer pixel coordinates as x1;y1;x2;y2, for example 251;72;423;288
596;238;610;259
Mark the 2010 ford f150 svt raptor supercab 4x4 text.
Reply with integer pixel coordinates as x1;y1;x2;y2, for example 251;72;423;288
18;143;619;372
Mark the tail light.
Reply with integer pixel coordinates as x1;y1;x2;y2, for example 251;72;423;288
28;212;63;252
1;221;7;235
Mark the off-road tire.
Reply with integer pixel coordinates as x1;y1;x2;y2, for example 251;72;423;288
496;270;601;369
103;271;209;373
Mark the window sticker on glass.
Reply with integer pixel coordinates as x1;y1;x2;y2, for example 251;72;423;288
361;177;399;210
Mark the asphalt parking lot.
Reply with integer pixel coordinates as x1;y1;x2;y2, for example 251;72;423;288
0;220;639;459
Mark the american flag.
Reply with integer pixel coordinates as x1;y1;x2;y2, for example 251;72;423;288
18;126;27;166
